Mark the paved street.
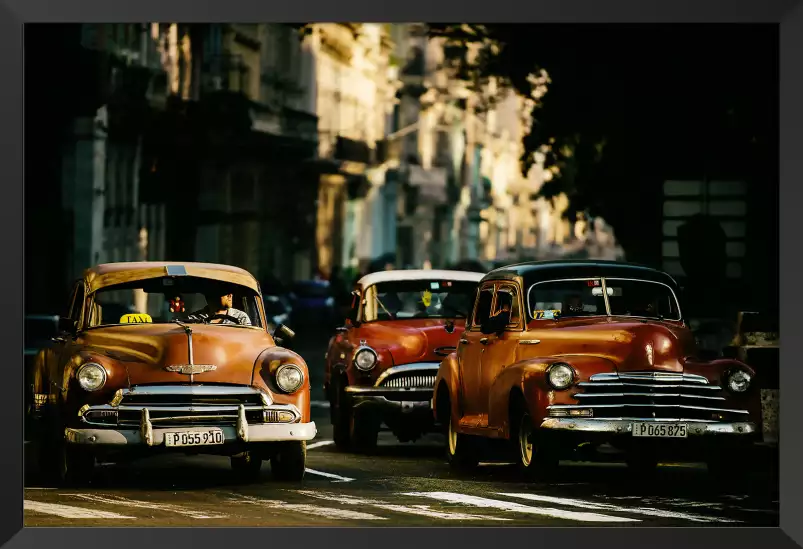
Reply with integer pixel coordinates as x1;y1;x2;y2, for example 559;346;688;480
24;332;780;527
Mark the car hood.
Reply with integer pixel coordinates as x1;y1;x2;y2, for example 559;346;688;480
75;324;276;387
527;317;697;374
357;319;467;365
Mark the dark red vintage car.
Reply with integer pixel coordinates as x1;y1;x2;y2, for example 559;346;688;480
324;270;485;450
432;260;760;477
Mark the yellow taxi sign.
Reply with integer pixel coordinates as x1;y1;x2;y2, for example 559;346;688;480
120;313;153;324
534;309;561;320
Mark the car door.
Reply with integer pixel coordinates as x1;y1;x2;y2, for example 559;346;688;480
480;282;525;419
457;282;495;420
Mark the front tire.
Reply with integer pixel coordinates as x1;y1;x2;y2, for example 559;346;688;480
231;451;263;481
43;442;95;486
445;408;479;471
511;404;558;478
271;441;306;481
349;408;380;453
331;381;352;450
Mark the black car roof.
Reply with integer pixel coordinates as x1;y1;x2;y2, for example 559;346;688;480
484;259;679;289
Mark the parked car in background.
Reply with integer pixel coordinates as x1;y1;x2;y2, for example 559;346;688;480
25;314;60;433
325;269;485;451
29;261;315;485
289;280;336;329
433;260;760;478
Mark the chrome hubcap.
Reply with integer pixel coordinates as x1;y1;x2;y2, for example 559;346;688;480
448;420;458;455
519;415;533;466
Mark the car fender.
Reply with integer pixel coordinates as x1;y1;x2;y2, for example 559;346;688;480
433;352;460;424
487;354;619;438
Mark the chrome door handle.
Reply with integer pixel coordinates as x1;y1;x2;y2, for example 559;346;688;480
51;337;65;344
459;338;469;344
480;338;489;345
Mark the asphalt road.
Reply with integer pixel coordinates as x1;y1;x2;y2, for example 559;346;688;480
23;330;780;527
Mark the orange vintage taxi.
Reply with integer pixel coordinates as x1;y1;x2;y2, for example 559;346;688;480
325;270;485;451
432;260;760;476
29;262;316;485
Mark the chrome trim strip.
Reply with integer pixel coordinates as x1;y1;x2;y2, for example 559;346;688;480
374;363;441;387
111;385;273;406
346;386;432;395
573;392;726;401
520;340;541;345
589;372;710;384
577;381;722;391
547;403;750;414
540;418;756;435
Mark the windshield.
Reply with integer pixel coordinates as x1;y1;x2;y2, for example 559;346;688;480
86;276;263;328
527;278;680;321
362;280;477;322
604;278;681;320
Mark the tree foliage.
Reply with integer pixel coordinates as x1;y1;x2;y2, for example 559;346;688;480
426;24;777;225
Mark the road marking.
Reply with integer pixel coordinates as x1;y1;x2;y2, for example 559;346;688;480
296;490;511;521
225;494;385;521
64;494;226;519
307;440;335;450
403;492;640;523
25;500;134;519
304;468;355;482
500;493;739;523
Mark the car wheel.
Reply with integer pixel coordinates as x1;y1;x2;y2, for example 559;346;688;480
48;443;95;486
446;414;479;470
705;447;745;484
349;409;380;453
331;382;352;450
514;409;558;478
271;441;307;482
231;451;263;481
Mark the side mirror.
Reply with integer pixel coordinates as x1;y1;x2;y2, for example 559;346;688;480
274;323;296;341
481;310;511;335
58;317;77;335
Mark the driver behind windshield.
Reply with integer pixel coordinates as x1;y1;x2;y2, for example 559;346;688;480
191;292;252;326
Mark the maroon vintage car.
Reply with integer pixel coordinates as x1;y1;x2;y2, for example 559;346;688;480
325;270;485;451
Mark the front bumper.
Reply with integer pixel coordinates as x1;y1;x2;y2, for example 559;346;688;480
65;421;317;446
540;418;758;436
346;387;433;415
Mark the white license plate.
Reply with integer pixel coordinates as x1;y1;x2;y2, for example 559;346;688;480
632;422;688;438
164;429;225;447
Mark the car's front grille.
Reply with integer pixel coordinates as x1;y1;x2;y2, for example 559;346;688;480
81;385;298;428
378;373;437;389
548;371;749;422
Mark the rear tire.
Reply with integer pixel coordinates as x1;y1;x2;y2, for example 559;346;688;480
271;441;306;481
231;451;263;481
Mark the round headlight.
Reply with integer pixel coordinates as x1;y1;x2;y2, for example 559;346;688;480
547;362;575;390
77;362;107;392
726;369;752;393
354;348;378;371
276;364;304;393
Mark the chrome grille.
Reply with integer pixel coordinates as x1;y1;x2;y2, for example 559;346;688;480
379;374;437;389
549;371;749;421
80;385;298;428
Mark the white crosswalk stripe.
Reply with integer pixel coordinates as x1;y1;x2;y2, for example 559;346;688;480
402;492;641;522
223;493;386;521
24;500;134;519
499;493;739;523
295;490;511;521
64;494;227;519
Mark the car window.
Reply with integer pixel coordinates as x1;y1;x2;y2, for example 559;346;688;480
86;276;264;328
495;285;521;326
66;282;84;324
361;280;477;322
527;279;606;320
604;279;681;321
472;286;495;328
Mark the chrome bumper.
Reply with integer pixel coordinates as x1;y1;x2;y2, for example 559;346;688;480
540;418;758;436
65;421;317;446
345;386;433;401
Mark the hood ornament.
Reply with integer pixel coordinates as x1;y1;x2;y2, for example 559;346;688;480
646;342;654;366
165;364;217;375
